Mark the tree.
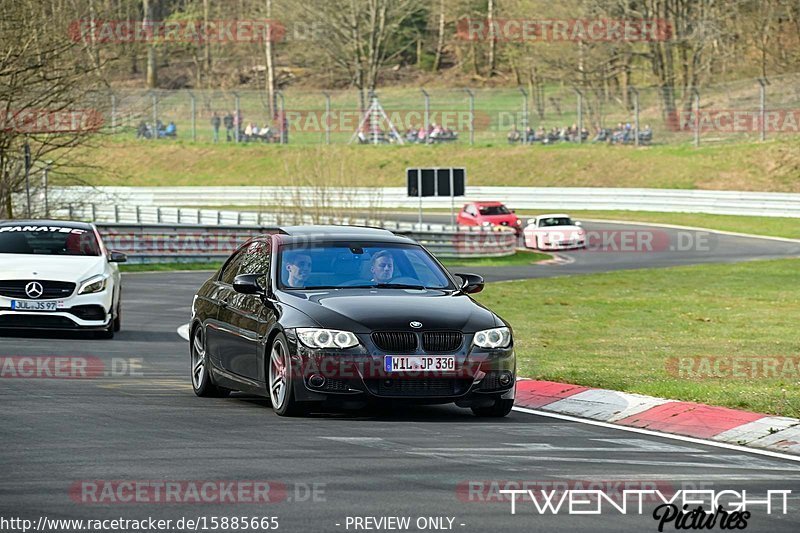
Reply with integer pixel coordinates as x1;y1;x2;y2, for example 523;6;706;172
0;0;107;218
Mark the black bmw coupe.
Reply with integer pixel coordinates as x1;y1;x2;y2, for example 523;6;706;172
189;226;516;417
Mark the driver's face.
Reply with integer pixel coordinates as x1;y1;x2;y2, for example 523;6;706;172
286;254;312;285
371;256;394;282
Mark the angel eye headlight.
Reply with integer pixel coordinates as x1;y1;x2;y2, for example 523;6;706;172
297;328;359;349
78;275;108;295
473;327;512;349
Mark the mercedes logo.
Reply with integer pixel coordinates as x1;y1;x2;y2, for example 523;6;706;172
25;281;44;299
410;321;422;329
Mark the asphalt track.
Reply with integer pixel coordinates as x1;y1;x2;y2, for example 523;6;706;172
2;220;800;532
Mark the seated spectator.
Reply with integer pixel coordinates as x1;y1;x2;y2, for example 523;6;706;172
507;126;521;144
164;121;177;137
417;127;427;143
244;122;253;141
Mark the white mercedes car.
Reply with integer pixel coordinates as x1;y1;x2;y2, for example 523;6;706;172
523;214;587;250
0;220;126;338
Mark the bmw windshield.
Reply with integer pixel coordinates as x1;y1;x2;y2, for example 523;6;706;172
278;242;455;290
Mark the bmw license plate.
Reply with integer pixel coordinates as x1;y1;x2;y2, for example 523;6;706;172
385;356;456;372
11;300;63;311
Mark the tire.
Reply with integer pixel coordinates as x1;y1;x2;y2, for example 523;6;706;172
536;236;546;250
113;299;122;332
95;317;115;339
190;325;229;397
268;332;306;417
471;398;514;418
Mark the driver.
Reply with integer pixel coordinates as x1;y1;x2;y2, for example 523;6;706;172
285;253;312;287
370;251;394;283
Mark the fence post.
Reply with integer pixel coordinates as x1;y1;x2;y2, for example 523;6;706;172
217;210;222;225
421;88;430;135
190;91;197;142
276;91;286;144
758;78;767;142
692;88;700;147
136;205;141;223
519;87;528;145
68;204;74;220
111;93;117;130
234;94;241;143
91;203;96;221
630;87;640;147
152;92;158;141
574;88;583;144
114;205;120;223
197;209;201;224
322;91;331;144
42;163;50;218
462;89;475;145
157;207;162;223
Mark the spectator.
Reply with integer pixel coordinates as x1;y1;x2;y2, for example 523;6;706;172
244;122;253;141
507;126;521;144
223;112;234;141
163;121;177;137
211;112;221;143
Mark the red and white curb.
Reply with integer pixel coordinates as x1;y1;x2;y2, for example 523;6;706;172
515;379;800;456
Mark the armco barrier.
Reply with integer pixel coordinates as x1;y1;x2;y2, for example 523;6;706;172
96;224;516;263
50;186;800;217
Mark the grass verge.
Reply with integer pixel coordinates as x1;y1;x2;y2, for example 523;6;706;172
71;138;800;192
474;258;800;417
120;262;222;273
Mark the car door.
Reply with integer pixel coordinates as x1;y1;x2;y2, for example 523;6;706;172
216;241;274;383
205;249;245;369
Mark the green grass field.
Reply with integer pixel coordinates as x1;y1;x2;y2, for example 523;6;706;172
474;258;800;417
72;137;800;192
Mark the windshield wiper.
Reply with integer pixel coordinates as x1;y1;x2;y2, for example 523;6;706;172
372;283;427;290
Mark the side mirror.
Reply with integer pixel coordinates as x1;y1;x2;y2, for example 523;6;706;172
510;209;516;213
575;221;582;227
455;273;484;294
233;273;262;294
109;251;127;263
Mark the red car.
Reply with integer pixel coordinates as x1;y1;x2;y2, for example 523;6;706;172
457;201;522;234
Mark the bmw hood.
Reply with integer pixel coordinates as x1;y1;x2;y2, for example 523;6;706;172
0;254;106;282
280;289;500;333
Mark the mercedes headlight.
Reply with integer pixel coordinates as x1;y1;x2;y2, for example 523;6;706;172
78;275;108;295
473;327;512;349
297;328;359;349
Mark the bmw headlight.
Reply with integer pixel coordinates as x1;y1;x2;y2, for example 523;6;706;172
297;328;359;349
78;275;108;295
473;327;512;349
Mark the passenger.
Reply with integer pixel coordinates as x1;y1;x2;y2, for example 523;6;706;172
285;253;312;288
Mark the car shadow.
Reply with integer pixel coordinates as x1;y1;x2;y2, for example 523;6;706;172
231;393;523;423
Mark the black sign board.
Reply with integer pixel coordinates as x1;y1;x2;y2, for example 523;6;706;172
406;168;466;197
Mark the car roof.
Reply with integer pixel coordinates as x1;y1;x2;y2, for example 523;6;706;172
0;219;95;230
535;213;571;219
275;225;413;244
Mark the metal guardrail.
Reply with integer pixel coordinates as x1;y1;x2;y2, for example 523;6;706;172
96;223;517;264
53;186;800;218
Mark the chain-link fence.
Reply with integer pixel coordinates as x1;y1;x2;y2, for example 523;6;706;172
102;74;800;147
